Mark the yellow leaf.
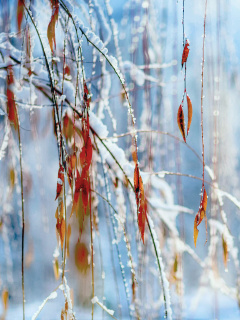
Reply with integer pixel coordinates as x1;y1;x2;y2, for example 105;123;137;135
194;215;199;247
2;288;9;312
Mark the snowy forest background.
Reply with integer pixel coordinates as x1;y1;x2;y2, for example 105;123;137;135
0;0;240;319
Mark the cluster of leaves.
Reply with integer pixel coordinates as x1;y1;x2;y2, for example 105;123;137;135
0;1;239;320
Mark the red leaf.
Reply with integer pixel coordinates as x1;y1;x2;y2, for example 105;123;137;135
83;82;90;108
80;136;92;170
177;105;186;142
55;164;64;200
187;94;193;135
17;0;24;34
182;40;190;67
47;0;59;52
134;164;140;206
138;198;147;243
6;68;19;131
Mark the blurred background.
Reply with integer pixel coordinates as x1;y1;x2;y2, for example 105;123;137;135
0;0;240;319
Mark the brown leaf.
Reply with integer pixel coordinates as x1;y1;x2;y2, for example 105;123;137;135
177;105;186;142
17;0;24;34
47;0;59;52
222;235;228;268
182;40;190;67
53;258;60;280
187;94;193;135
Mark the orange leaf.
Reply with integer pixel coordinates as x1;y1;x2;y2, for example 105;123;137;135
193;214;199;247
47;0;59;52
55;164;64;200
182;40;190;67
75;241;89;273
202;188;208;212
2;288;9;312
187;94;193;135
177;105;186;142
17;0;24;34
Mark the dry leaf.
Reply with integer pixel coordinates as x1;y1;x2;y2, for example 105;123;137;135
182;40;190;67
17;0;24;34
2;289;8;312
177;105;186;142
75;241;89;273
193;214;199;247
47;0;59;52
53;258;60;280
55;164;64;200
187;94;193;135
222;235;228;268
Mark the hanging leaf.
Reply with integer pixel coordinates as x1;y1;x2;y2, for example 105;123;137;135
182;40;190;67
202;188;208;212
17;0;24;34
187;94;193;135
138;197;147;243
75;241;89;273
83;82;91;108
193;214;199;247
56;216;65;250
53;258;60;280
177;105;186;142
47;0;59;52
2;288;9;312
55;164;64;200
134;164;140;208
6;67;19;132
222;235;228;268
194;188;208;247
80;136;92;170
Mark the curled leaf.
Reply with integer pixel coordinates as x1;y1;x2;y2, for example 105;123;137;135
187;94;193;135
177;105;186;142
182;39;190;67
